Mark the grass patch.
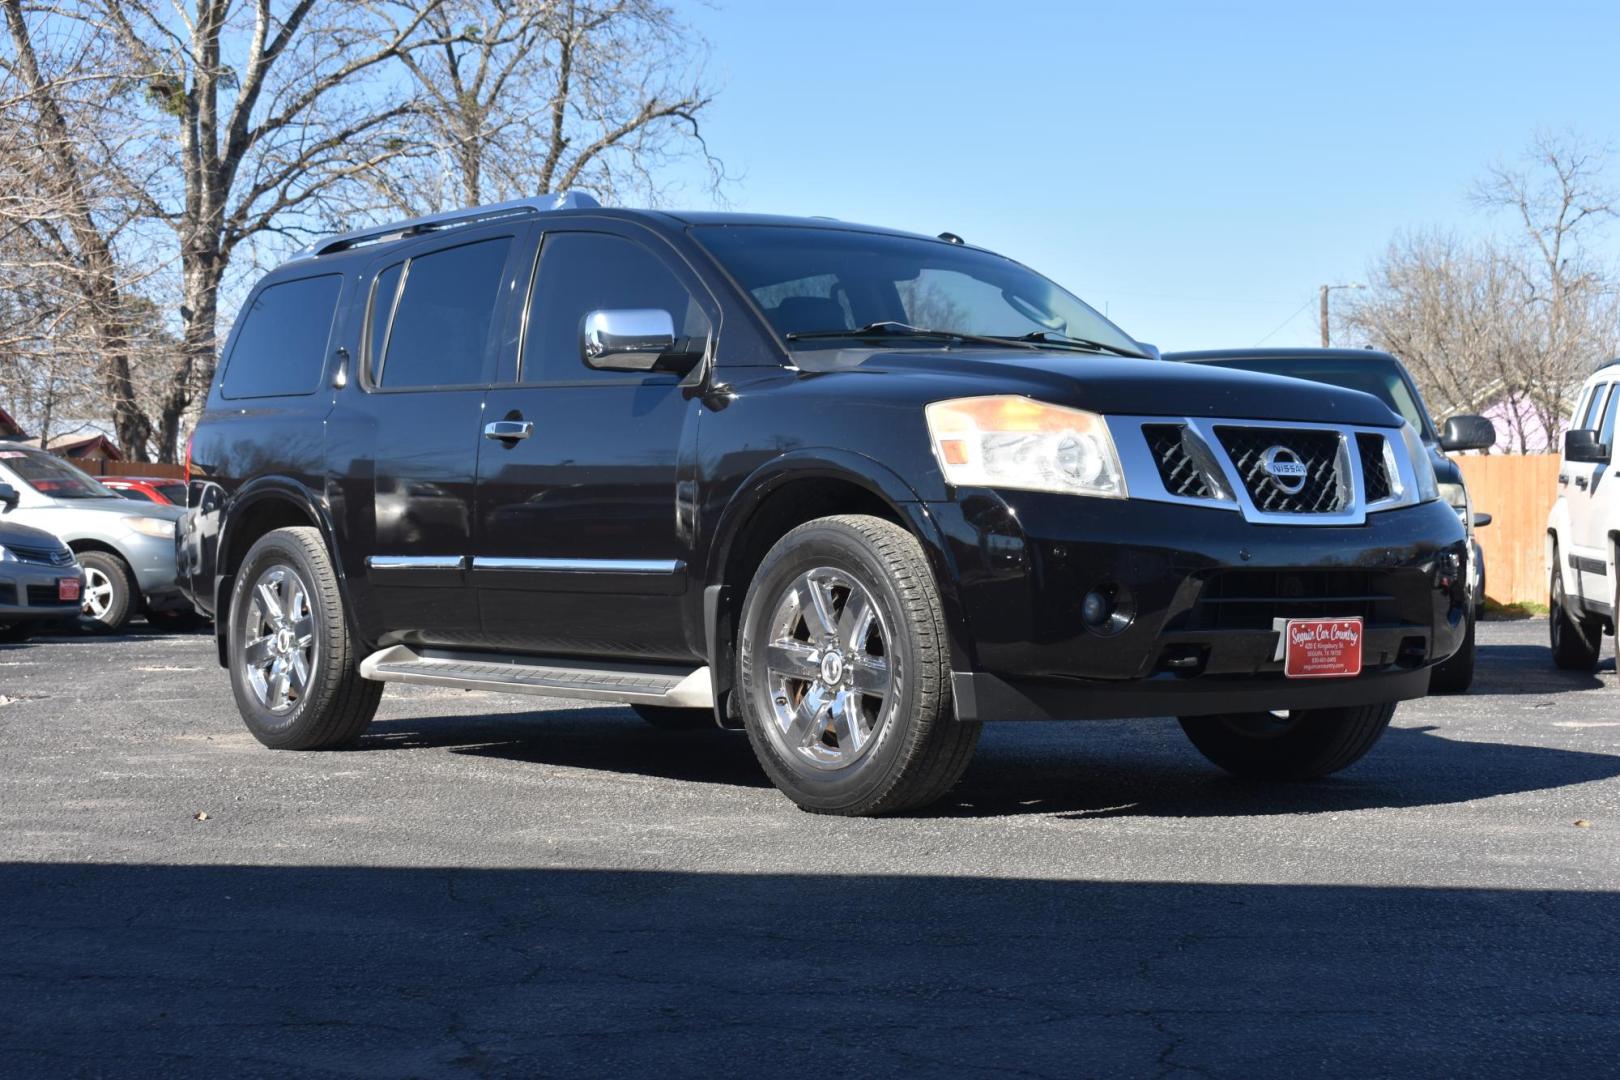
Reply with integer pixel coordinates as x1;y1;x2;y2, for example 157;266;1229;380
1482;598;1548;621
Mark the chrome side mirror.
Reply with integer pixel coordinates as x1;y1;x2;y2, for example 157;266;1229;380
582;309;677;372
0;482;16;513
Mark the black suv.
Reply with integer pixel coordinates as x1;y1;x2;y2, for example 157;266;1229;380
178;194;1468;815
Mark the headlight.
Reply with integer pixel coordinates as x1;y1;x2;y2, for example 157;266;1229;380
0;545;15;563
925;396;1127;498
124;515;176;539
1437;480;1469;522
1400;423;1440;503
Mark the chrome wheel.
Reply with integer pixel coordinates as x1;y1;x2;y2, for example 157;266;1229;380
239;564;316;716
760;566;895;771
81;566;114;621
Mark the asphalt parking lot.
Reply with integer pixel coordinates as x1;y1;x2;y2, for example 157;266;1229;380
2;619;1618;1078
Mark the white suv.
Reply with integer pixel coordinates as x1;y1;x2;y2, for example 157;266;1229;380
1548;360;1620;670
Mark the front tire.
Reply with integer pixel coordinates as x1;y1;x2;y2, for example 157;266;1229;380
77;551;135;634
737;515;980;816
228;527;381;750
1550;554;1601;671
1429;612;1475;694
1178;702;1397;780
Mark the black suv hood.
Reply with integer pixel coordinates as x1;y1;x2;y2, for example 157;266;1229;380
794;348;1404;427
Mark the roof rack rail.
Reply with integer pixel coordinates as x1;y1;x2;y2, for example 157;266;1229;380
287;190;601;263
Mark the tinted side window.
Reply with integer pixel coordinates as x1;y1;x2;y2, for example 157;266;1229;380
220;274;341;399
367;262;403;382
521;232;709;382
376;237;512;389
1578;385;1607;430
1597;385;1618;449
118;488;153;502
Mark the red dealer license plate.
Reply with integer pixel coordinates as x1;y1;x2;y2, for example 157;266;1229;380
58;577;81;602
1284;617;1363;679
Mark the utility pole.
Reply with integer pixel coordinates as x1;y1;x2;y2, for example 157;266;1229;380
1318;283;1365;347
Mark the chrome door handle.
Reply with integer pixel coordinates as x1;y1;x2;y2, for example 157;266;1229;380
484;420;533;441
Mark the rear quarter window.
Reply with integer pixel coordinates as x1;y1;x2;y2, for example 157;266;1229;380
220;274;343;399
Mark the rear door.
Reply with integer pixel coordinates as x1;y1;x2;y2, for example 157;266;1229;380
1562;383;1606;600
1575;382;1618;604
472;224;715;661
331;224;529;646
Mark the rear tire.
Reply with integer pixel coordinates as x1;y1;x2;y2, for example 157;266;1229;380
1178;702;1397;780
228;527;381;750
737;514;979;816
1429;613;1475;694
76;551;135;634
1550;554;1601;671
631;704;713;731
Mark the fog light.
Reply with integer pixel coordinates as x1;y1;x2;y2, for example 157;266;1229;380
1081;583;1135;636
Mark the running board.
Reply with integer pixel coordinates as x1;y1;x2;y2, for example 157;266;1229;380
359;645;713;708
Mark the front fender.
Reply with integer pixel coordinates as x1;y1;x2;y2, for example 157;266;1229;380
1547;496;1573;596
705;447;974;672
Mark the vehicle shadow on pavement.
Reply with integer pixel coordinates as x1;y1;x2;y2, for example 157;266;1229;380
367;708;1620;821
365;707;776;789
2;861;1615;1078
943;723;1620;820
1472;643;1615;691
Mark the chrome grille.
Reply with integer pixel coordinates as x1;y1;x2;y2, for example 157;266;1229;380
1214;426;1346;514
1357;433;1393;503
1143;424;1213;499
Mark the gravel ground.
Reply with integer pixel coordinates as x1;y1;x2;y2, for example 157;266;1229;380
1;618;1617;1078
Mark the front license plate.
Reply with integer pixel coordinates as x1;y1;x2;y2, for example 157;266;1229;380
57;577;81;602
1284;617;1363;678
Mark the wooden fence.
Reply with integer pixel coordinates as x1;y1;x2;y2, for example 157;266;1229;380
1454;454;1562;606
78;457;186;480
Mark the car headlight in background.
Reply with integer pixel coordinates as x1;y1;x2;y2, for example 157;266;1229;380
124;516;177;539
925;396;1127;498
1437;480;1469;524
1400;423;1440;503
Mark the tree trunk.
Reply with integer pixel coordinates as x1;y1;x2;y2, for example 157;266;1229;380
157;244;223;464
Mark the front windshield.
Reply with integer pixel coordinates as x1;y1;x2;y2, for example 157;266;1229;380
693;225;1143;355
1196;356;1433;438
0;448;119;499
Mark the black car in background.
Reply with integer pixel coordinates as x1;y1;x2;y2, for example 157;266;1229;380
177;195;1468;815
1170;348;1495;692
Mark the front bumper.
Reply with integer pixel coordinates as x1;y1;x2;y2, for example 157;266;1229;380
0;562;84;622
930;492;1469;721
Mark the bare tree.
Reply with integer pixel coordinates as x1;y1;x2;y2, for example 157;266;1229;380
386;0;718;212
1471;130;1620;433
3;1;452;461
1339;133;1620;452
1;0;161;456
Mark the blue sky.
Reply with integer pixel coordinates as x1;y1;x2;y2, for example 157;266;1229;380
665;0;1620;351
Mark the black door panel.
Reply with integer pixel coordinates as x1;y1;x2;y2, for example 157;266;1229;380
473;227;714;661
328;224;531;647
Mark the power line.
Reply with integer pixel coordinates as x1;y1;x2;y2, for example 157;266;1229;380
1253;295;1317;346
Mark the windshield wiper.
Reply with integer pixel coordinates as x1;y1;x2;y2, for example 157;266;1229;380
999;331;1148;358
785;321;1040;350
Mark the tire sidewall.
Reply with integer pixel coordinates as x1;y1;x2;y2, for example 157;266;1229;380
737;522;923;810
76;551;132;634
228;532;333;748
